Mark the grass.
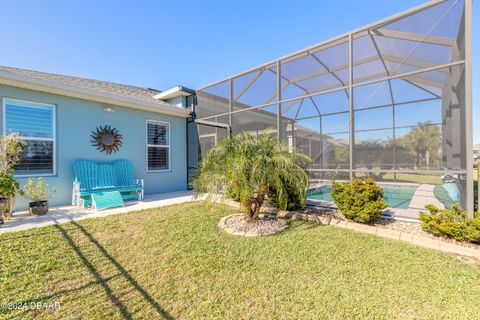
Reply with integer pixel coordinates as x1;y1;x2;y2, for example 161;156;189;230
1;202;480;319
382;173;442;184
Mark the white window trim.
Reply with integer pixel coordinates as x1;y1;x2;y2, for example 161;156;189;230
2;97;57;177
146;119;171;172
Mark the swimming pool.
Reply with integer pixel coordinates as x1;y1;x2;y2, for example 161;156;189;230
307;185;416;209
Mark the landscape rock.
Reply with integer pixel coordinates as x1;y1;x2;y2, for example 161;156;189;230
218;214;288;237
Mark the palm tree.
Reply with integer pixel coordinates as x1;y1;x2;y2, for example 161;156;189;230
397;121;441;169
193;131;311;222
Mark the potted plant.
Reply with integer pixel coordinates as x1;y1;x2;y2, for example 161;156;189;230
0;172;22;219
22;177;54;215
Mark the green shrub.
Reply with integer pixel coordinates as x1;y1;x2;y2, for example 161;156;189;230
330;178;387;223
419;204;480;243
0;172;21;198
0;132;27;173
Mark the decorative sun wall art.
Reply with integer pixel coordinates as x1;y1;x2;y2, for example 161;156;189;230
90;125;123;154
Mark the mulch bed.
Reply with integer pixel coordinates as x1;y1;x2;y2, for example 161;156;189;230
220;199;480;249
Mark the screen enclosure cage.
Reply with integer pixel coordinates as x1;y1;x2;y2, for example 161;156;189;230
194;0;473;215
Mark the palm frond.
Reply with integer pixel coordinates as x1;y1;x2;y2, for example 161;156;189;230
193;129;311;220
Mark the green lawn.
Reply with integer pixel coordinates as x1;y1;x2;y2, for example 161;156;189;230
382;173;443;184
1;202;480;319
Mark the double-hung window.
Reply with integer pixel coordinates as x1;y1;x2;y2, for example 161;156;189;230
146;120;170;171
2;98;56;176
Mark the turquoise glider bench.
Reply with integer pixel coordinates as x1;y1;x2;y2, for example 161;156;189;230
72;160;144;209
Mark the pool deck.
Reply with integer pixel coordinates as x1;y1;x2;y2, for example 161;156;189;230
407;184;444;210
390;184;445;221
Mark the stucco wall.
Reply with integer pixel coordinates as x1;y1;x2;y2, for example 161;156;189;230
0;84;188;210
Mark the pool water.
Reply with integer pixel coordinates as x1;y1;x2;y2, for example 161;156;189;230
307;185;334;201
383;187;416;209
307;185;416;209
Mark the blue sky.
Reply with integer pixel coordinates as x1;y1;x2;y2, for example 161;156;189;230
0;0;477;143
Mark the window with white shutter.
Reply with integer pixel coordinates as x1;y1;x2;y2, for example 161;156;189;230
146;120;170;171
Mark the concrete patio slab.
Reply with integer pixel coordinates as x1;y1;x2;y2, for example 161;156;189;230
0;191;201;234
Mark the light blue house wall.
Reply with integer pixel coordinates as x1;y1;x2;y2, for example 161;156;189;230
0;84;188;210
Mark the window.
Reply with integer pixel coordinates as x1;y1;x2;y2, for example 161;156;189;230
146;120;170;171
2;98;56;176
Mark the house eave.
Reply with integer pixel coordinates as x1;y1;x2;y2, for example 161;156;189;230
0;70;191;118
153;85;195;101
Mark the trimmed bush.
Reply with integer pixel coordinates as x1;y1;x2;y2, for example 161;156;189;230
331;178;387;223
419;204;480;243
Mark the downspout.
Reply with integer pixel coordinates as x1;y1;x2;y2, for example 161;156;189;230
186;93;197;190
186;115;189;189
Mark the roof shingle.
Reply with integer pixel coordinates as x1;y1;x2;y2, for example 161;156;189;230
0;65;173;107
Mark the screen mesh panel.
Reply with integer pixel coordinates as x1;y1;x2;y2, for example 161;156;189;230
195;0;470;210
